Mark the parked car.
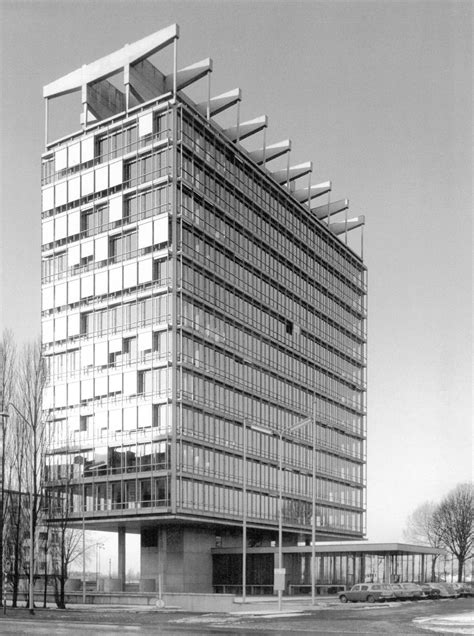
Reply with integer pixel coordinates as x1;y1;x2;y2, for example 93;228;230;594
433;582;460;598
399;583;426;600
450;582;472;597
339;583;396;603
456;582;474;597
420;583;441;599
389;583;411;600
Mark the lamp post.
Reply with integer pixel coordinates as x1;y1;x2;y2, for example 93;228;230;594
242;420;247;604
242;421;272;604
277;416;312;612
0;411;10;615
311;400;316;606
96;543;104;585
82;476;86;604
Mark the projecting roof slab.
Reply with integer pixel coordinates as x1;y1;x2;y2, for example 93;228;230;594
211;542;447;556
43;24;179;98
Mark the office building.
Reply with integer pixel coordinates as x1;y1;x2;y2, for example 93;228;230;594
41;25;367;593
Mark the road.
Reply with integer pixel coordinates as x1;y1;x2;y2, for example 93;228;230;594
0;598;472;635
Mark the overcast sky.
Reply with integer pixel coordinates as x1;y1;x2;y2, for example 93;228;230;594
0;0;472;562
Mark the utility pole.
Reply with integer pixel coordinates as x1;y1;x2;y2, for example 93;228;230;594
0;411;10;614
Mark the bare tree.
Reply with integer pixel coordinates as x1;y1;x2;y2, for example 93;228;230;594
2;333;86;609
432;483;473;582
403;502;443;580
14;339;49;611
46;480;83;609
0;330;17;605
0;328;16;413
3;410;30;607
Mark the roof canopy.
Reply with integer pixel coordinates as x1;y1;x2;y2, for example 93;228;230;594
43;24;366;258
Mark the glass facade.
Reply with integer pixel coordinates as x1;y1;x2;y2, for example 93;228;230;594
212;547;440;594
42;86;367;540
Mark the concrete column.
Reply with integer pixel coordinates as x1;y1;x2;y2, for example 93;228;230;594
421;554;426;582
383;555;391;583
319;554;325;583
118;526;126;592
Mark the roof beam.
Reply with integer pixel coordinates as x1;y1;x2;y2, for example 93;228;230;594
165;58;212;92
43;24;179;98
249;140;291;165
293;181;331;203
312;198;349;220
86;80;125;120
225;115;268;142
196;88;242;117
129;59;166;103
329;216;365;235
271;161;313;185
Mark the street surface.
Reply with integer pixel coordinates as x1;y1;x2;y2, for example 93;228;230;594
0;598;472;635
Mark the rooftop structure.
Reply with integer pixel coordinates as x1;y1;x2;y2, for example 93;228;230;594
41;25;367;594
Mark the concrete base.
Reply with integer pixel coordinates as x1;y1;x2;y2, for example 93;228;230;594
65;578;82;592
104;578;122;592
22;589;343;613
139;578;156;592
23;589;236;611
28;591;159;606
163;593;236;612
141;525;215;593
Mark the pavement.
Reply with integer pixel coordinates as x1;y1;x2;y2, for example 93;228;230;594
231;594;341;614
1;598;473;635
413;611;474;634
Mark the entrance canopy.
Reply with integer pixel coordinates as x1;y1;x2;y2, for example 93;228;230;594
212;542;446;595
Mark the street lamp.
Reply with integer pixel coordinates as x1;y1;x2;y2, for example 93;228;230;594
96;543;105;586
277;416;313;612
311;401;317;606
0;411;10;615
242;421;272;604
81;463;86;604
242;420;247;604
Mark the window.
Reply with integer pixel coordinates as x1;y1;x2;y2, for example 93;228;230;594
42;252;67;281
95;205;109;232
155;477;168;504
125;160;138;185
123;336;136;358
140;480;152;507
137;370;151;395
80;415;91;432
97;125;138;162
152;404;160;428
80;209;93;235
80;312;92;335
153;331;168;356
153;259;169;284
109;231;137;261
